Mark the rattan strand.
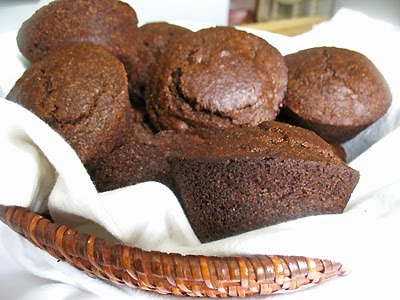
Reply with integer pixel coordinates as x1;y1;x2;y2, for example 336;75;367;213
0;205;345;297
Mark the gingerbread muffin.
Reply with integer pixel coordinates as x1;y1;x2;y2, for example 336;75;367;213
171;121;359;242
146;26;287;131
130;22;192;103
7;43;130;166
330;144;346;161
118;103;155;145
17;0;138;76
89;127;206;192
281;47;391;143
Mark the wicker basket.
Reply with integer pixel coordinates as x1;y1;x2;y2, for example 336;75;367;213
0;204;344;297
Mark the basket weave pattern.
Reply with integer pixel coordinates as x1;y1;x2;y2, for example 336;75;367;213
0;205;344;297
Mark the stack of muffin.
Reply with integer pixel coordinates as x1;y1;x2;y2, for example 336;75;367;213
6;0;391;242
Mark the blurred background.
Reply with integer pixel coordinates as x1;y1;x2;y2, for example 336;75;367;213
0;0;399;35
229;0;400;35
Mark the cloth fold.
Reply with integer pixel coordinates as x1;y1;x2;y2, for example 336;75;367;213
1;8;400;300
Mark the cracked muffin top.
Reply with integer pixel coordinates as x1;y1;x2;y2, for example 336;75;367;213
130;22;192;103
146;26;288;131
281;47;391;143
7;43;130;166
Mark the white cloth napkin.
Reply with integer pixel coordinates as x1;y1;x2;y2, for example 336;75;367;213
1;8;400;300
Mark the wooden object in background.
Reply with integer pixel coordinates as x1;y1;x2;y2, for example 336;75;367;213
257;0;322;21
240;16;328;36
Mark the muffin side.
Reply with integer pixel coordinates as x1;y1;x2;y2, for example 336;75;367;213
171;122;359;242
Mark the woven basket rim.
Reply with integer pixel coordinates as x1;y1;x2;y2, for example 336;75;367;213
0;204;345;297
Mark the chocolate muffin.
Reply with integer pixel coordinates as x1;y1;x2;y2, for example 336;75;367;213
89;126;206;192
146;26;287;131
7;43;130;166
119;103;155;145
130;22;192;103
17;0;138;76
281;47;391;143
330;143;346;161
171;121;359;242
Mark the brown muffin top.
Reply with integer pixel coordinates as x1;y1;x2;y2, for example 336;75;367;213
146;26;287;131
17;0;138;72
130;22;192;101
284;47;391;127
7;43;129;165
181;121;342;163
